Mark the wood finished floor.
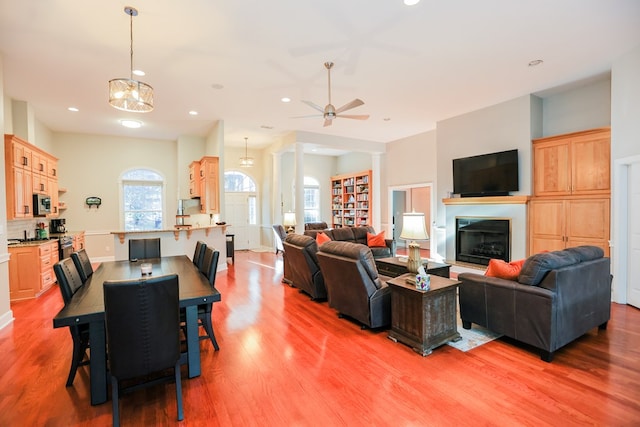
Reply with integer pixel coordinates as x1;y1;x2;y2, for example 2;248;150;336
1;250;639;426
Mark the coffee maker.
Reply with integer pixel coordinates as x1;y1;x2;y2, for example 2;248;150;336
51;218;66;234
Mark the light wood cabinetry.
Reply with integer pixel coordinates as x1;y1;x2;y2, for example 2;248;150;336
199;156;220;214
8;240;59;301
72;231;86;251
529;128;610;256
189;161;201;198
533;128;610;197
4;134;59;220
330;170;372;228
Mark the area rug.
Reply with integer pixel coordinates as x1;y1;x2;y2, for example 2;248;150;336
447;320;502;352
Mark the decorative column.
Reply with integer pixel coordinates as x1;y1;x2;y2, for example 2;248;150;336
371;153;382;232
294;142;304;234
272;152;283;225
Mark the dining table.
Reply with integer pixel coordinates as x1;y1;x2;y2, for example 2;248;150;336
52;255;221;405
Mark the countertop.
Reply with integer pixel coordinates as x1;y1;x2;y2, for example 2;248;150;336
109;224;228;235
7;238;58;248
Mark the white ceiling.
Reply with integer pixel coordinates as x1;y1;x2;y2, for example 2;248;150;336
1;1;639;153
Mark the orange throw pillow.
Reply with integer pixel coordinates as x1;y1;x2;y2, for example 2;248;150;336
316;232;331;246
485;258;526;281
367;231;386;247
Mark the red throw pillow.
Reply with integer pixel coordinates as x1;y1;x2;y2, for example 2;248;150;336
485;258;526;281
366;231;386;247
316;232;331;246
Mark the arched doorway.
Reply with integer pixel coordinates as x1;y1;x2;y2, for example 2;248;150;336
224;170;259;250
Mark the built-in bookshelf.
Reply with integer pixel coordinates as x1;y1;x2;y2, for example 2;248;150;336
330;170;372;228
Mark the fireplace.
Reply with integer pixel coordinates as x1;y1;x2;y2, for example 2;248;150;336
455;217;511;266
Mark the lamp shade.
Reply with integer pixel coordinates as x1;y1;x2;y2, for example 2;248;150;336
399;211;429;241
283;212;296;227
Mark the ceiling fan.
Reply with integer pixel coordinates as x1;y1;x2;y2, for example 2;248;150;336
296;62;369;127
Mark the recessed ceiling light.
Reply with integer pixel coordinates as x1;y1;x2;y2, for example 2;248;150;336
404;0;420;5
189;110;198;116
260;125;274;129
211;83;224;90
132;69;145;76
120;119;142;129
383;117;391;121
528;59;544;67
281;97;291;103
67;107;79;112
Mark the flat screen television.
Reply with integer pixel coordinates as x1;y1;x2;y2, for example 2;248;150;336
452;149;519;197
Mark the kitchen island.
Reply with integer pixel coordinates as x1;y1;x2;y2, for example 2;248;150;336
111;225;229;271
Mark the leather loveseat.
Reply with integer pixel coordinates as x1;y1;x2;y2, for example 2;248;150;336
283;233;327;300
305;226;396;259
304;222;329;231
458;246;611;362
317;240;392;329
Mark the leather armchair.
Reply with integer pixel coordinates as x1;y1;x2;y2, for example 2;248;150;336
317;240;392;328
283;233;326;300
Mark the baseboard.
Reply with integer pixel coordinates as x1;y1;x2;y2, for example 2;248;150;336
0;309;15;331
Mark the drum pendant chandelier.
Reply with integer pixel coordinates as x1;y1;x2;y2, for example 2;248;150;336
108;6;154;113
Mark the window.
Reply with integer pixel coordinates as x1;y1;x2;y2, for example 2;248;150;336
225;171;256;192
304;176;320;223
121;169;164;231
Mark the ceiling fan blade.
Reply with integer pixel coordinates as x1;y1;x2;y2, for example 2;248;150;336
302;100;325;113
335;98;364;114
323;118;333;127
291;114;324;119
337;114;370;120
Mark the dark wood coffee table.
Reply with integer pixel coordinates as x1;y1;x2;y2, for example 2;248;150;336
376;256;451;278
386;273;461;356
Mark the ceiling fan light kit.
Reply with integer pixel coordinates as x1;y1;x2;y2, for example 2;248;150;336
108;6;154;113
297;61;369;127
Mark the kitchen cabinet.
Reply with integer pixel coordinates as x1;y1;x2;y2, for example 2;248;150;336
330;170;372;228
72;231;86;251
4;134;59;220
529;197;610;256
49;178;59;218
532;128;610;197
8;240;59;301
189;161;201;198
197;156;220;214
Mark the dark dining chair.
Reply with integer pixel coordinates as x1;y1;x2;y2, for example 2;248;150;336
103;274;184;427
181;247;221;351
193;240;207;269
71;249;93;283
53;258;90;387
128;238;161;261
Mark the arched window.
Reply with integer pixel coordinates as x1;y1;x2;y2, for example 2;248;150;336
121;168;164;231
304;176;320;223
224;171;257;225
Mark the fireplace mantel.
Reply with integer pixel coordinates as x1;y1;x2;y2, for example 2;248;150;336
443;196;530;205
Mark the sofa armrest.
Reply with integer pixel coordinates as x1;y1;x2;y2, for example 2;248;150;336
384;239;396;257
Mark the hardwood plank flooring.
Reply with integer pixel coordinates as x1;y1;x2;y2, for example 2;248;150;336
1;250;639;426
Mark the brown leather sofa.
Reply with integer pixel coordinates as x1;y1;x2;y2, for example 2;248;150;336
283;233;327;300
304;222;328;231
305;226;396;259
317;240;392;329
458;246;611;362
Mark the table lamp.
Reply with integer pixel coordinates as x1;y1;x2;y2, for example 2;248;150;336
283;212;296;233
399;211;429;273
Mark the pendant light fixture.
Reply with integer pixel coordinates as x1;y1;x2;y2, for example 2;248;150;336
240;137;254;167
108;6;154;113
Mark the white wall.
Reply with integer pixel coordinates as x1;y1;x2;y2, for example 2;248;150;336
543;77;611;137
0;54;13;330
611;44;640;303
51;132;179;258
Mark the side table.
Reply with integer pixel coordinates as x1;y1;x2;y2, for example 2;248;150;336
387;273;461;356
226;234;235;264
375;257;451;278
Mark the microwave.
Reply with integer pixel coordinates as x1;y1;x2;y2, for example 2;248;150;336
33;194;51;216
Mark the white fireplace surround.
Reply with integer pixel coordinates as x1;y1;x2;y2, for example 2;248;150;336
443;196;529;267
